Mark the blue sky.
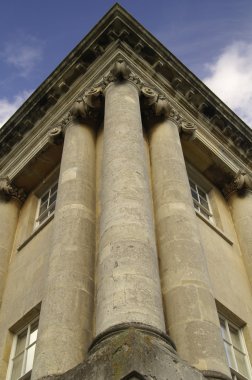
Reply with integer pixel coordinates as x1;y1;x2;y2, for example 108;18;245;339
0;0;252;127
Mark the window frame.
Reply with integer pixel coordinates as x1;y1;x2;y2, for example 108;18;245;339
6;317;39;380
189;177;213;222
34;179;58;229
219;314;252;380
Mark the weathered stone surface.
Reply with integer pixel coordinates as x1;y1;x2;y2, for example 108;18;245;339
149;118;230;376
0;194;20;309
31;120;96;379
38;327;205;380
228;187;252;288
96;81;165;334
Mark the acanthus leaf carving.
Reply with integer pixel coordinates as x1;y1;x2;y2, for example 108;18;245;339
223;170;252;198
0;177;26;202
141;87;197;139
70;86;103;124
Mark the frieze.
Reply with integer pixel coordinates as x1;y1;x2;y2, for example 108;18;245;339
0;177;26;202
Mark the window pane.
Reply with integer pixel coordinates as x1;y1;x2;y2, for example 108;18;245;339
39;203;48;216
229;326;243;351
199;198;210;211
29;322;38;345
189;180;196;190
25;344;36;373
198;188;207;200
39;211;49;224
49;193;57;206
193;201;199;212
234;348;249;377
201;209;210;219
41;192;49;204
15;330;27;356
36;182;58;226
51;183;58;194
191;189;199;201
11;353;23;380
220;319;229;341
224;342;236;369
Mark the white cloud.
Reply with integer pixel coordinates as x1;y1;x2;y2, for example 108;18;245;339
203;41;252;127
2;36;43;76
0;90;32;128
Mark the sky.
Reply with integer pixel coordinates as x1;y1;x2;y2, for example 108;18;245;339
0;0;252;128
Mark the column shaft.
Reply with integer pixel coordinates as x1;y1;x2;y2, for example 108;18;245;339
229;191;252;287
96;82;165;335
0;197;20;307
32;121;96;379
150;119;230;376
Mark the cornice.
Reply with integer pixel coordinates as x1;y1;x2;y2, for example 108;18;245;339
0;4;251;168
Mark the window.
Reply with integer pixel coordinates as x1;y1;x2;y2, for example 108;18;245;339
35;180;58;227
219;315;252;380
7;318;39;380
189;178;212;220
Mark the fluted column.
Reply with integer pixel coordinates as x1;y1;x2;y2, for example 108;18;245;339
95;63;166;336
0;179;24;308
225;171;252;288
149;100;230;377
32;96;98;379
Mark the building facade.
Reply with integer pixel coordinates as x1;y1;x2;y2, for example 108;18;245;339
0;5;252;380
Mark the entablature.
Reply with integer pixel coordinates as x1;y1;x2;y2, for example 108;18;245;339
0;43;251;196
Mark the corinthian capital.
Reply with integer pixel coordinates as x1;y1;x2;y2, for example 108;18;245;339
70;86;103;124
0;177;26;202
141;89;197;140
223;170;252;198
141;88;171;121
167;109;197;140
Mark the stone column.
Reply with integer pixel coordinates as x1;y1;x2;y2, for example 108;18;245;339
148;99;230;378
225;171;252;288
32;92;99;379
95;62;166;336
0;179;24;308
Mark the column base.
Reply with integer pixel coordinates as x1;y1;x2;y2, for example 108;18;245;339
38;324;212;380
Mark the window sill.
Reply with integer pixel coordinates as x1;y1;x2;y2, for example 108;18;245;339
230;368;248;380
18;370;32;380
195;211;233;246
17;214;54;252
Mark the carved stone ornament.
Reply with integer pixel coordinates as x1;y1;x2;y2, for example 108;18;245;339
141;87;197;139
48;126;64;145
110;59;131;81
167;108;196;139
70;86;103;124
0;177;26;202
223;170;252;198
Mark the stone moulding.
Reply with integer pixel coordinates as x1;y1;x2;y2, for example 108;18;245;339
88;322;177;353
